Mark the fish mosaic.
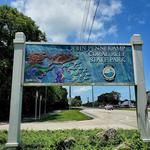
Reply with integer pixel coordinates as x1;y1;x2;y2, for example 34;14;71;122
27;52;47;65
25;48;91;83
49;53;77;65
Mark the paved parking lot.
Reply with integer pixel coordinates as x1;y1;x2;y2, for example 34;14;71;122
82;108;137;129
0;108;138;130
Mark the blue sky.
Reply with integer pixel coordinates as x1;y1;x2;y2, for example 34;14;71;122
1;0;150;103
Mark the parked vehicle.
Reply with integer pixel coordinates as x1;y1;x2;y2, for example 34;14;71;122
104;104;113;110
99;105;104;109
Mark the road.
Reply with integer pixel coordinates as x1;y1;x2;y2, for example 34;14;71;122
0;108;137;130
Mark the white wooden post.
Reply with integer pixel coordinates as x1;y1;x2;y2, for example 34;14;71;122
35;90;38;120
39;95;42;119
131;34;150;141
69;86;71;109
6;32;26;148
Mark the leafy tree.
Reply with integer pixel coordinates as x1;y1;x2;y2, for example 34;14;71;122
83;101;93;107
147;91;150;105
46;86;68;110
71;96;82;107
0;5;46;89
97;91;121;105
0;5;46;120
22;86;68;117
0;5;46;84
0;5;69;120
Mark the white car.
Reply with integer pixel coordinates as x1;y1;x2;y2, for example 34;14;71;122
104;105;113;110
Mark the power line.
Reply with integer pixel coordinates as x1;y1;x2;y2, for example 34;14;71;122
83;0;91;42
80;0;91;42
80;0;88;42
87;0;101;43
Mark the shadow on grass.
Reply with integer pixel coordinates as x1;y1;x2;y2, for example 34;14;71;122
22;113;61;123
70;107;82;110
39;114;61;122
22;108;91;123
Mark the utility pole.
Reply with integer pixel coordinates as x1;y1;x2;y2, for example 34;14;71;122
87;97;89;103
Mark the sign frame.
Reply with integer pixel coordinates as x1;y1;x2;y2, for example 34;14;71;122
23;42;135;86
6;32;150;149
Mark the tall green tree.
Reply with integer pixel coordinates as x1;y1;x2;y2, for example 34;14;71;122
22;86;68;117
147;91;150;105
46;86;68;110
0;5;46;120
71;96;82;107
0;5;69;120
97;91;121;105
0;5;46;89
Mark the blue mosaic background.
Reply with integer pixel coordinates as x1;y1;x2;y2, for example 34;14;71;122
24;44;134;84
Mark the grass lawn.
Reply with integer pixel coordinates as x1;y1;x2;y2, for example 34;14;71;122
1;129;150;150
40;109;92;122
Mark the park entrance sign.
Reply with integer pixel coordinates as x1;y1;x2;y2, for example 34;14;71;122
24;44;134;85
6;32;150;148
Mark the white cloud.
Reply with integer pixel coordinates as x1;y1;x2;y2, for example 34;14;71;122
136;19;145;25
100;0;122;20
11;0;122;42
128;14;146;25
73;87;91;95
108;25;118;36
11;0;25;12
84;25;118;41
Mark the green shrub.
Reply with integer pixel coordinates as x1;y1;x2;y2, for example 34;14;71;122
0;129;150;150
0;130;7;144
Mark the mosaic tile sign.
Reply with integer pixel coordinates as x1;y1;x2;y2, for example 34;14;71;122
24;44;134;85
